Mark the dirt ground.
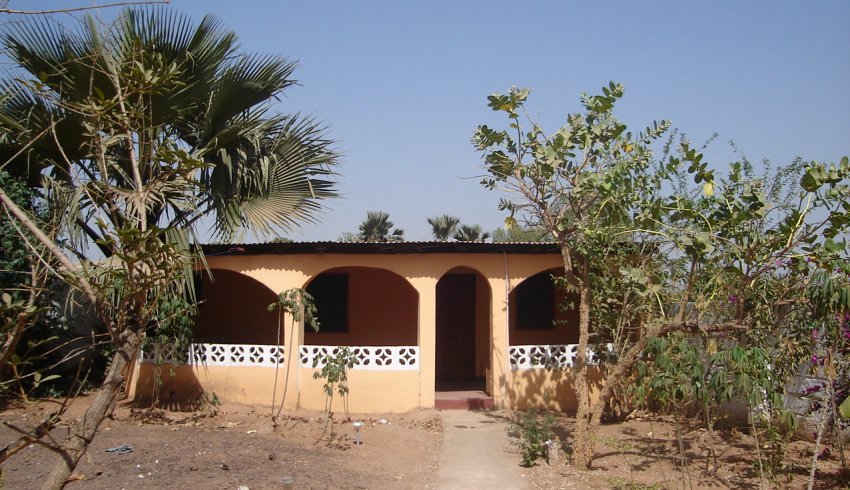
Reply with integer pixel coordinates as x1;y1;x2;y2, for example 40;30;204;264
522;411;850;489
0;398;848;489
0;397;442;489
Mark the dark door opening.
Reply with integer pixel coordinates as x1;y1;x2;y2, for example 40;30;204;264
435;273;481;391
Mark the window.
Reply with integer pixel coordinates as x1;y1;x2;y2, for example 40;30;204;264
515;272;555;330
193;271;204;305
306;273;349;333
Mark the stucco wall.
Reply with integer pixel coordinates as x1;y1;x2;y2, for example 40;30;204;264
298;368;421;413
304;267;418;346
132;363;421;413
137;250;575;411
133;364;286;406
506;367;605;412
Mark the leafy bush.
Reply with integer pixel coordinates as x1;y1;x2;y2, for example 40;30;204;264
507;409;555;467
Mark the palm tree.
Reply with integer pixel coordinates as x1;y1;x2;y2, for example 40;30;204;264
454;224;491;242
358;211;404;242
0;8;338;246
427;214;459;241
0;9;338;487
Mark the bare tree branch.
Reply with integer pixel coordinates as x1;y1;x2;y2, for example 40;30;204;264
0;186;118;339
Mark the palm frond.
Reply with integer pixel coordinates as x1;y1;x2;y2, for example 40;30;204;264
2;7;339;246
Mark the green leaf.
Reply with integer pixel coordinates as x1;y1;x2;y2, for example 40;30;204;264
824;237;843;253
39;374;60;384
840;395;850;419
801;171;819;192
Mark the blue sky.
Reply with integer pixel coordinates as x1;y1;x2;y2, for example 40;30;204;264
14;1;850;241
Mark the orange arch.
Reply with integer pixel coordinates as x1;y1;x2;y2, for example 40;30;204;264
193;269;280;345
509;268;578;345
303;266;419;346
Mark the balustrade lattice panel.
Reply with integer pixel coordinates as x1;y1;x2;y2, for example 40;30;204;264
509;344;613;370
141;343;419;371
140;343;285;367
299;345;419;371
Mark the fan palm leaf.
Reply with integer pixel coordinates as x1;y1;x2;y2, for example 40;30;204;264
454;224;491;242
0;7;338;246
427;214;459;241
358;211;404;242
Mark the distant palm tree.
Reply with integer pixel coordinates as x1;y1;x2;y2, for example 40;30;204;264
358;211;404;242
454;224;491;242
427;214;460;241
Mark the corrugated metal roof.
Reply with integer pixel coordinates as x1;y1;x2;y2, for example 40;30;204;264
201;241;561;256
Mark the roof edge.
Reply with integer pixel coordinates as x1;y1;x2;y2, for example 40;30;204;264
201;241;561;256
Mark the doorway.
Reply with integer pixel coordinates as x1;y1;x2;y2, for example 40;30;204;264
435;273;480;391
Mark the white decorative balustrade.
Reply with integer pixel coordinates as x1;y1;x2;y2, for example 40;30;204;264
300;345;419;371
140;343;420;371
509;344;613;370
140;343;285;368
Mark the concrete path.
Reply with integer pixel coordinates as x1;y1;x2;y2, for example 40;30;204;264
437;410;527;489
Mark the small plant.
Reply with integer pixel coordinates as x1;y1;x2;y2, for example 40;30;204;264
313;347;358;440
196;391;221;416
268;288;318;423
507;409;555;467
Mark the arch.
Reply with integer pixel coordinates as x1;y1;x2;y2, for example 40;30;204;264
303;266;419;346
508;267;578;345
193;268;279;345
435;266;492;391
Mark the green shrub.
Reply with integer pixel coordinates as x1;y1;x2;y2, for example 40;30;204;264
507;409;555;466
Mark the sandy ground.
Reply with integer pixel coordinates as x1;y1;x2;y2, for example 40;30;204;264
0;398;442;489
521;411;850;489
0;398;847;489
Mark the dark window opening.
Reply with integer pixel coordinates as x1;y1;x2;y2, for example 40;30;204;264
306;273;349;333
193;271;204;307
516;272;555;330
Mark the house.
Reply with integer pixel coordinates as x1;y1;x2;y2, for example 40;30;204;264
128;241;603;412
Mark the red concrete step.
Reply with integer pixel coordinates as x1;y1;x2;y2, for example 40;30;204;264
435;390;494;410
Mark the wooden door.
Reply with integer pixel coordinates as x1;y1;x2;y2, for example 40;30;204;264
435;274;476;385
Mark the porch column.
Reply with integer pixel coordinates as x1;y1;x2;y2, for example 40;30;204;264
411;277;438;408
489;276;510;407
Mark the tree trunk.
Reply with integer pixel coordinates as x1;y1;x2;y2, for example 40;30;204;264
41;331;143;490
571;264;595;469
0;312;30;382
0;265;39;381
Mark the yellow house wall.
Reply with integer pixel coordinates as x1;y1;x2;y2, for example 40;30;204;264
133;362;422;413
506;367;605;412
133;364;289;406
298;368;421;413
135;251;569;411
